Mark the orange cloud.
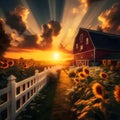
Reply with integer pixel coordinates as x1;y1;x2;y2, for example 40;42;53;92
14;6;29;23
98;3;120;34
81;0;103;8
72;0;102;15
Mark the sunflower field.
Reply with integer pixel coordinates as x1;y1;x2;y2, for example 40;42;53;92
67;63;120;120
0;57;46;89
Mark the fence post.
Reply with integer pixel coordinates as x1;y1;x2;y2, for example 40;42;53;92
35;70;39;91
35;69;39;81
44;67;47;71
35;69;39;74
7;75;16;120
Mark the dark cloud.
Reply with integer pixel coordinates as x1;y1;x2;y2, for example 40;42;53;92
6;12;26;34
98;3;120;34
39;20;61;49
5;6;29;34
0;19;11;56
86;0;103;7
48;20;61;36
18;35;40;49
39;24;52;49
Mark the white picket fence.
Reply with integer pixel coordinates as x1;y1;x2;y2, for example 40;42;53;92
0;66;61;120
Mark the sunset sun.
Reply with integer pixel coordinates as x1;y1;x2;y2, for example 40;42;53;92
53;52;60;60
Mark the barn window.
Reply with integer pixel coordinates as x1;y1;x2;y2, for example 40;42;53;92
80;34;83;43
86;37;89;45
80;45;83;51
76;43;78;49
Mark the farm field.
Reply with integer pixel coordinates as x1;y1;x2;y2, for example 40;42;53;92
0;57;120;120
16;64;120;120
0;57;53;89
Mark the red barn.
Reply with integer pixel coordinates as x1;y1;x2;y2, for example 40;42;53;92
73;28;120;66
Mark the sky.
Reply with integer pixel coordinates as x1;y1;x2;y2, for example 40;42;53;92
0;0;120;61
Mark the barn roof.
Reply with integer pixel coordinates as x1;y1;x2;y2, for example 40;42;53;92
103;53;120;60
82;28;120;50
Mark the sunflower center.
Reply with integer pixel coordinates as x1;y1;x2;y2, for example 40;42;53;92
84;69;89;74
96;86;103;95
75;78;79;82
81;73;85;77
102;74;107;78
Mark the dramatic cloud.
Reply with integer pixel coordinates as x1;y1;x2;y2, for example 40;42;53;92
18;35;40;49
0;5;61;52
18;20;61;50
2;6;61;51
48;20;61;36
39;20;61;49
72;0;103;15
5;6;29;34
98;3;120;34
10;31;24;47
84;0;103;7
39;24;52;49
0;19;11;56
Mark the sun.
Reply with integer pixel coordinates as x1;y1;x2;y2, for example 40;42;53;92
53;52;60;60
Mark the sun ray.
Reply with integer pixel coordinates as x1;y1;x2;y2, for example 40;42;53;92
48;0;53;20
58;0;86;51
79;0;107;29
21;0;41;34
53;0;56;21
48;0;56;20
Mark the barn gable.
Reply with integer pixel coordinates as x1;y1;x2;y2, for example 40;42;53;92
73;28;94;54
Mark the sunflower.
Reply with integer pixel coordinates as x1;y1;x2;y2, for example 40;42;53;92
7;59;14;67
17;58;24;65
73;78;80;83
1;62;9;69
92;82;105;100
114;85;120;103
79;72;86;80
82;67;89;76
102;59;107;66
109;66;115;71
23;63;30;69
99;72;108;79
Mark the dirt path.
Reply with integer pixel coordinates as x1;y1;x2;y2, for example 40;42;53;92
50;70;75;120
